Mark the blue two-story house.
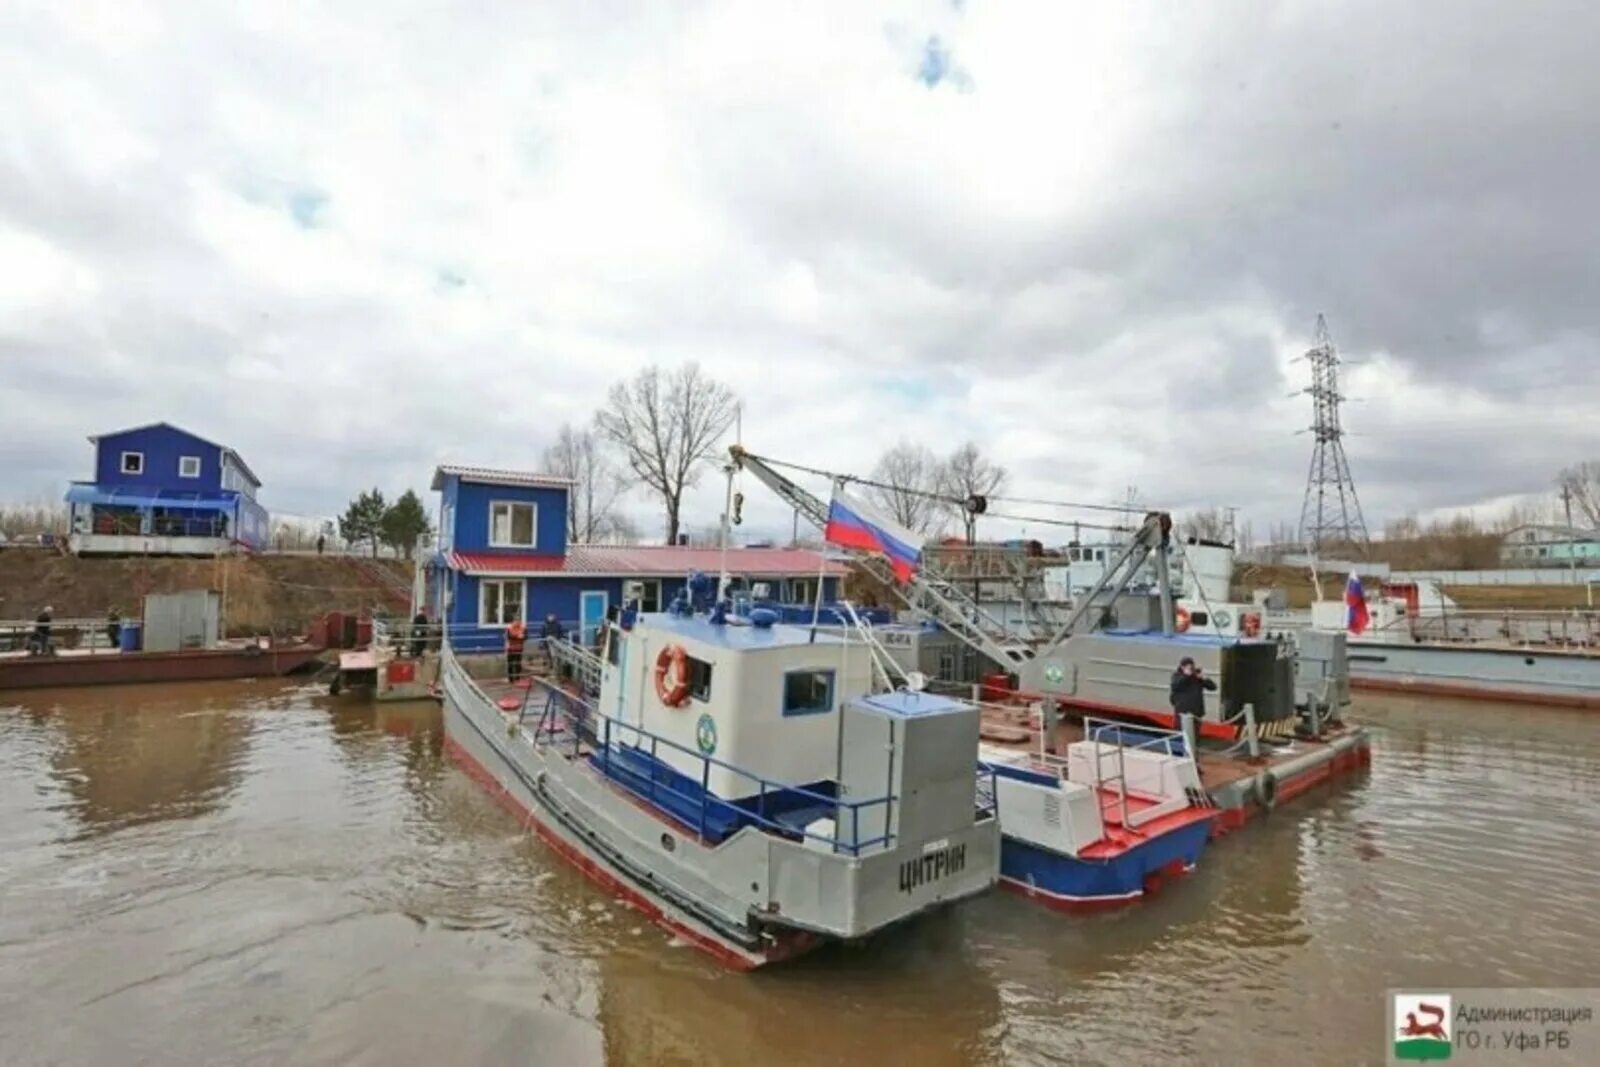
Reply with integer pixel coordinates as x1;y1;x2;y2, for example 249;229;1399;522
428;464;846;652
65;422;269;556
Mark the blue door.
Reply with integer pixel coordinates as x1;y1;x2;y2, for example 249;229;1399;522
580;590;608;647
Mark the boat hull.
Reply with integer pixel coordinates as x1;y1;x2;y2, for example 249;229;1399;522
440;682;808;969
998;816;1213;911
1347;641;1600;710
0;646;324;690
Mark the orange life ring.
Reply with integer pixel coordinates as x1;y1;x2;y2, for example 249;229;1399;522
1174;606;1192;633
654;644;691;707
1241;612;1262;638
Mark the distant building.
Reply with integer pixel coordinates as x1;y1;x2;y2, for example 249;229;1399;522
427;464;846;649
1499;524;1600;567
65;422;268;556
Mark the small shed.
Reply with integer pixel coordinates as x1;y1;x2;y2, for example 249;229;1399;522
142;590;222;652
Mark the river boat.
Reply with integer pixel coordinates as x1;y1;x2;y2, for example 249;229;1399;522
439;595;1002;970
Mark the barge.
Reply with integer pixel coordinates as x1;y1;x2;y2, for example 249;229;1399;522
0;642;322;690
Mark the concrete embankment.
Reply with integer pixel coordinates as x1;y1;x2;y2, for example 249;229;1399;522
0;551;412;636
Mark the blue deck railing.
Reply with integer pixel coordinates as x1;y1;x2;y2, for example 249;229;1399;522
517;676;998;857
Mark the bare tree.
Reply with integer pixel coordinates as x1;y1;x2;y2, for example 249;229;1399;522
594;363;738;543
939;442;1008;544
542;423;628;543
1181;507;1231;542
1557;461;1600;528
868;442;945;534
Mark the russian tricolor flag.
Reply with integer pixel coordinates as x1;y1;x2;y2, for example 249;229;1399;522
1346;572;1370;635
824;486;923;583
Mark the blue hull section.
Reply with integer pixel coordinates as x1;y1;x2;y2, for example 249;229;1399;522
999;818;1212;907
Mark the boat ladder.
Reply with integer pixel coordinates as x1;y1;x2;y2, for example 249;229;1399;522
545;637;603;697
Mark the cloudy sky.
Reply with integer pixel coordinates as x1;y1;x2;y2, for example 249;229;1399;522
3;1;1596;543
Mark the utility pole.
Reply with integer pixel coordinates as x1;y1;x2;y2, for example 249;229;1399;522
1297;314;1370;558
1562;483;1578;585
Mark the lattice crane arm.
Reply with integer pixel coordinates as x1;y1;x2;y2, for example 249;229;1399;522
731;445;1038;668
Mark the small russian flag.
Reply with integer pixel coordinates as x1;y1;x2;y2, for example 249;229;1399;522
1345;572;1370;635
824;485;923;583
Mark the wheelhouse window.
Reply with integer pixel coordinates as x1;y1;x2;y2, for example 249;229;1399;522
479;579;524;627
490;501;537;547
687;656;714;702
179;455;201;478
782;669;835;717
120;451;144;475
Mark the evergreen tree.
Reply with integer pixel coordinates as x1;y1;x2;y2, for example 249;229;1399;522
339;488;387;557
380;489;433;559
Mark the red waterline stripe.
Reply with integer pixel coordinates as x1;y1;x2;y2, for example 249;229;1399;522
443;733;788;971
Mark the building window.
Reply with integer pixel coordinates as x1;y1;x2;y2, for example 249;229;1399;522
638;579;662;612
782;669;835;717
479;579;525;627
789;578;817;604
120;451;144;475
687;655;714;702
490;501;537;548
179;455;201;478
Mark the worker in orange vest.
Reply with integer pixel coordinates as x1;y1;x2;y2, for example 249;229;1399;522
506;618;528;682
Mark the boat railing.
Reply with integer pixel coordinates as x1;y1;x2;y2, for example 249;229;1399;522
512;673;999;858
1396;608;1598;650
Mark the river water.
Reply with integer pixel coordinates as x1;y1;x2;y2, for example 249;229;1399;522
2;681;1597;1066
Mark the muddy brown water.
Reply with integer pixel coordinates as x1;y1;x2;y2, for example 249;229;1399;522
2;682;1597;1066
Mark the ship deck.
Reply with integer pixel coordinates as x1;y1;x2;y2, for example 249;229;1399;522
978;703;1370;836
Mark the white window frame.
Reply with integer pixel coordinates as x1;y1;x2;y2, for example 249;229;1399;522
489;500;538;548
179;455;202;479
479;578;525;628
120;451;144;475
638;579;662;612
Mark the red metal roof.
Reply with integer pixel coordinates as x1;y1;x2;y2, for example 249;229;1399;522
447;545;847;577
430;464;574;491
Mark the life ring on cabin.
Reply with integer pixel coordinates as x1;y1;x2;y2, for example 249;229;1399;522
1241;613;1262;638
654;644;691;707
1174;607;1192;633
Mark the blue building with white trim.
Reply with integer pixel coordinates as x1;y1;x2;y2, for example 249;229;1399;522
65;422;269;555
428;464;846;652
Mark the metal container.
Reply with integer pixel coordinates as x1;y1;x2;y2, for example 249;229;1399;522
141;590;221;653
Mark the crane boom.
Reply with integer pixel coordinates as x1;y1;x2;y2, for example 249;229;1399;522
731;445;1035;666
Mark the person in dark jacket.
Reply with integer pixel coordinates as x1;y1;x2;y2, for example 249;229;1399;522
409;610;429;658
106;609;122;654
1169;656;1216;741
29;606;54;656
540;613;566;644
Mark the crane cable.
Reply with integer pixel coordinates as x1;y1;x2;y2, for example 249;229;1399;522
742;451;1149;534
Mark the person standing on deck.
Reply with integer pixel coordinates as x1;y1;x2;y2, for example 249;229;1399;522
540;612;566;647
505;618;528;682
106;609;122;654
29;606;53;656
1169;656;1215;754
409;609;429;658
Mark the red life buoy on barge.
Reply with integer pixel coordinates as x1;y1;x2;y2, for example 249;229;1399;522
654;644;691;707
1174;606;1192;633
